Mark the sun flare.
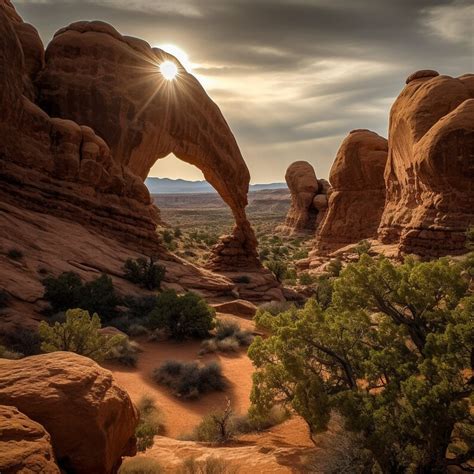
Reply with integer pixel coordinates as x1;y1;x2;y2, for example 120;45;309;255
160;60;178;80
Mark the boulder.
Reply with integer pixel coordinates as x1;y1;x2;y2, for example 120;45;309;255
0;405;59;474
212;299;257;317
0;352;138;474
314;130;388;253
378;70;474;256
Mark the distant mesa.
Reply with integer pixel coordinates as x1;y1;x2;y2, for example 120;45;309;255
278;161;330;235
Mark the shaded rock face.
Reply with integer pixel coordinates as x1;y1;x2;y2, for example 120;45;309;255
0;352;138;474
0;3;260;275
378;71;474;256
36;20;259;270
0;405;60;474
314;130;388;253
280;161;330;235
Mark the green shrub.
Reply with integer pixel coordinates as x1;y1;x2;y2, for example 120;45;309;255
174;228;183;238
353;239;371;256
326;257;343;277
43;272;119;321
315;276;333;309
135;395;165;451
123;257;166;290
39;308;125;362
153;360;226;399
0;289;9;308
265;259;287;282
148;291;215;340
161;229;174;244
128;324;150;337
298;273;314;285
231;405;288;434
7;248;23;260
119;457;163;474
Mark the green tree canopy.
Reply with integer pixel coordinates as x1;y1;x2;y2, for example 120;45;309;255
249;254;473;473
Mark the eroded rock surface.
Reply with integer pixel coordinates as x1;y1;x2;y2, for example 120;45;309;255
36;20;259;270
0;405;59;474
313;130;388;253
0;352;138;474
378;71;474;255
279;161;330;235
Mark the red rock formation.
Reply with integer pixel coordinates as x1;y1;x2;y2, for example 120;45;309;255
0;405;60;474
36;20;259;270
0;352;138;474
378;71;474;255
314;130;388;253
279;161;330;235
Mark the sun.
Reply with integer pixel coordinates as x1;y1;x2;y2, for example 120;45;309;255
160;60;178;80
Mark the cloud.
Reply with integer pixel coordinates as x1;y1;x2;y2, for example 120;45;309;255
14;0;472;182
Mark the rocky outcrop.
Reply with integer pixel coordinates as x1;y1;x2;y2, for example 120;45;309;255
0;405;60;474
0;1;261;285
378;71;474;256
35;20;259;270
279;161;330;235
314;130;388;253
0;352;138;474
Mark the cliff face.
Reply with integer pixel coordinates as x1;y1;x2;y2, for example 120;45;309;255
378;71;474;256
0;2;261;275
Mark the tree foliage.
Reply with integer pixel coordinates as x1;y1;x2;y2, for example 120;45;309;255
39;308;125;361
148;290;215;339
123;257;166;290
249;254;474;473
42;272;119;320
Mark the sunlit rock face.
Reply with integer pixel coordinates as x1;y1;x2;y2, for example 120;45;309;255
36;20;260;270
279;161;330;235
314;130;388;253
378;71;474;256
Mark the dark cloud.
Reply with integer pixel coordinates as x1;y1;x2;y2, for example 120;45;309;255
14;0;473;182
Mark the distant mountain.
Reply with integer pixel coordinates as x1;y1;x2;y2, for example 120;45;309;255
146;177;287;194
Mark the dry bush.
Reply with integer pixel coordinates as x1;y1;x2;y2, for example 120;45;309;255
119;456;163;473
177;457;238;474
135;395;166;452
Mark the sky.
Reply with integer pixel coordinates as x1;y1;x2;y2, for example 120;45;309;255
15;0;473;183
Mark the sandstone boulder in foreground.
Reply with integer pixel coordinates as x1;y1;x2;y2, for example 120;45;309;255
0;405;60;474
0;352;138;474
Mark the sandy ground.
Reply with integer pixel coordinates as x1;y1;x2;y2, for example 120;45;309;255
104;312;257;438
105;312;316;472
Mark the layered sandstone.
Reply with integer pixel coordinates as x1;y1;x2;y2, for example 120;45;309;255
378;71;474;255
36;20;259;270
0;405;60;474
279;161;330;235
0;2;261;283
0;352;138;474
314;130;388;253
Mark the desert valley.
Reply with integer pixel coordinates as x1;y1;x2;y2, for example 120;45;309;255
0;0;473;473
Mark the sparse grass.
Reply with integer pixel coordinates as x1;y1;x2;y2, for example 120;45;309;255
153;360;226;399
231;406;289;434
177;457;238;474
119;457;163;474
0;345;23;360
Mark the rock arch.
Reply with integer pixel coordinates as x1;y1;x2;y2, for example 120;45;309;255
35;21;259;270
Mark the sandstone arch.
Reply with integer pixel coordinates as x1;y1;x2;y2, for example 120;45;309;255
36;21;259;270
